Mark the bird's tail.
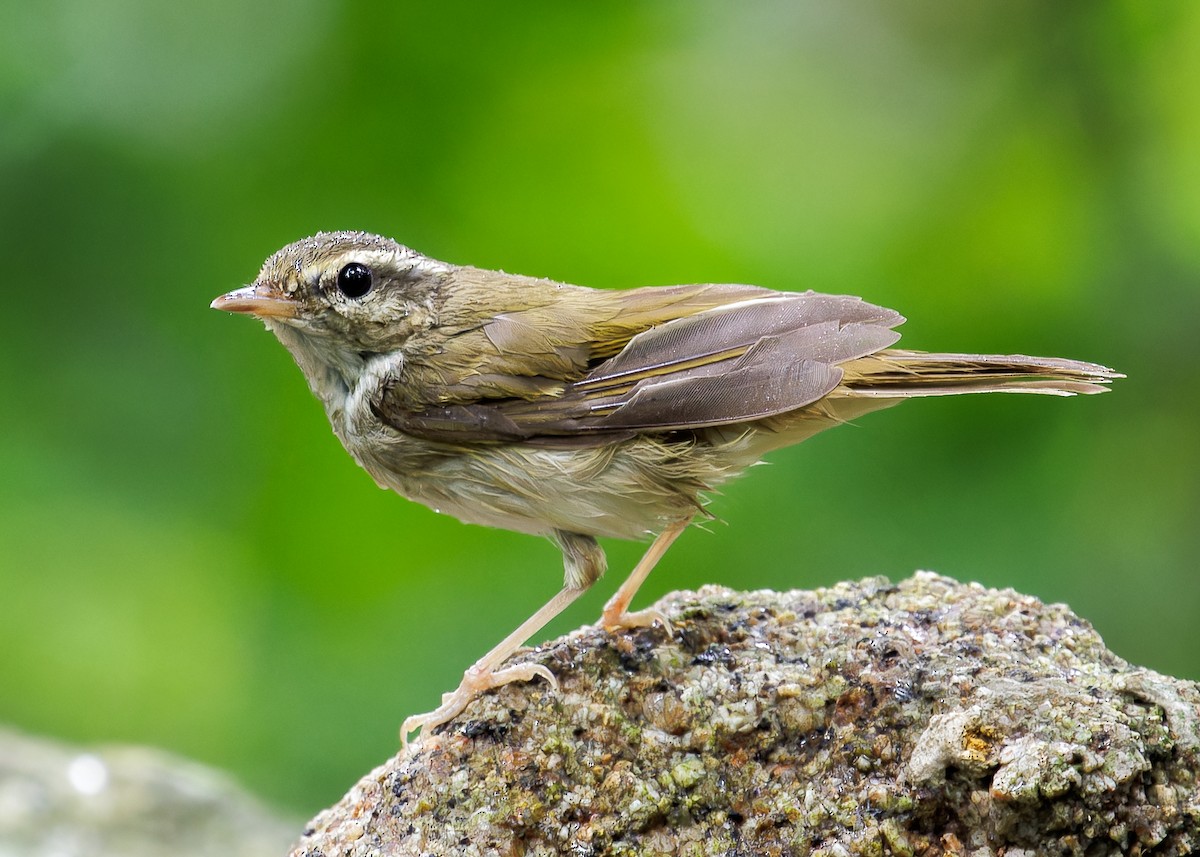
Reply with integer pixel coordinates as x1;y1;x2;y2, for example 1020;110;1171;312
840;349;1123;398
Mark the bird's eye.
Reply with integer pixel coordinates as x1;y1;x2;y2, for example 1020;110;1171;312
336;262;373;298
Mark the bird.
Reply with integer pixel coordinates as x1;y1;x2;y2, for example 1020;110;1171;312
212;230;1121;745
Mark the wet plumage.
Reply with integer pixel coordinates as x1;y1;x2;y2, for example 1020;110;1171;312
213;231;1121;744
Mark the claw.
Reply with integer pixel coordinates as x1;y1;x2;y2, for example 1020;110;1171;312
521;663;559;690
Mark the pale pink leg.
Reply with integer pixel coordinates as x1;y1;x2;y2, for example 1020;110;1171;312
600;517;692;632
401;584;586;747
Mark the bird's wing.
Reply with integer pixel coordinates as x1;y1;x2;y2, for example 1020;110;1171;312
373;287;904;445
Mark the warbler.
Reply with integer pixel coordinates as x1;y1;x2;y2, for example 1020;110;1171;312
212;231;1120;744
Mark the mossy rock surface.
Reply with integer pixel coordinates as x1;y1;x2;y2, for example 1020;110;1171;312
293;573;1200;856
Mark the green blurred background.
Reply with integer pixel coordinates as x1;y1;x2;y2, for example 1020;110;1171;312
2;1;1197;815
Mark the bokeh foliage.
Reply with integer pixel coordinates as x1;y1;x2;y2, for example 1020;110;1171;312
2;1;1197;813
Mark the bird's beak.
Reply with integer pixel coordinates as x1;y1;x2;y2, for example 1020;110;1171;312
210;283;299;319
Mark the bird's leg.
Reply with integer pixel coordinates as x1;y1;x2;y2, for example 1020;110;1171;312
401;531;605;747
601;516;693;632
400;585;587;746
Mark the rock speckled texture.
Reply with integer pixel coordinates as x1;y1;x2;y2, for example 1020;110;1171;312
292;573;1200;856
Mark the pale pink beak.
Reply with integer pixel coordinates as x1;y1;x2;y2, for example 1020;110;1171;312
210;283;299;319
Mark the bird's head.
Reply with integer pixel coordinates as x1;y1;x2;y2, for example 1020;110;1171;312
212;231;449;354
212;231;453;403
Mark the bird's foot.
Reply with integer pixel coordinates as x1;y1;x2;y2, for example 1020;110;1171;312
600;604;673;635
400;661;557;748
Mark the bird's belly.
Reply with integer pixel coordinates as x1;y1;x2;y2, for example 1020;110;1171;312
344;432;727;541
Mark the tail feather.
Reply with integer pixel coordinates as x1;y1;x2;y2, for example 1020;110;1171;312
841;349;1123;398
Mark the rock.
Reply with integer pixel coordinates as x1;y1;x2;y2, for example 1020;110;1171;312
0;727;298;857
292;573;1200;856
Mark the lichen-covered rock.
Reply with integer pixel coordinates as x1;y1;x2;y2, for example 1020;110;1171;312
292;573;1200;856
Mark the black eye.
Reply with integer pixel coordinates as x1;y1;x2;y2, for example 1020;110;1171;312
336;262;373;298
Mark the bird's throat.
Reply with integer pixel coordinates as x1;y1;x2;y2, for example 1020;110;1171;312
265;320;361;419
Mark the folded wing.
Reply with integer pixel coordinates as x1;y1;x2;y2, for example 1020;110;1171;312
374;290;906;444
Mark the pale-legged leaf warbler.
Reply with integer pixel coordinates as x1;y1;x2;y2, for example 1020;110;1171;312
212;231;1121;746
